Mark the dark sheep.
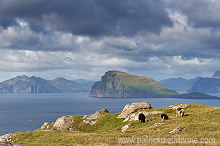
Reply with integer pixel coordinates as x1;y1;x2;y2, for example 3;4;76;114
138;113;145;123
161;114;169;120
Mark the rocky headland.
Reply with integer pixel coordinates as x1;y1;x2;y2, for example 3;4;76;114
89;71;179;97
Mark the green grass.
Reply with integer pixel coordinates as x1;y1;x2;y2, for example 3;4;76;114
11;104;220;145
105;71;179;96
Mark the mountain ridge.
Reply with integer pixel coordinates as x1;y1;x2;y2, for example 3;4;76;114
0;76;93;93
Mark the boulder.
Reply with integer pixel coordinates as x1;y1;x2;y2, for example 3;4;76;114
53;115;72;130
0;133;18;143
123;111;164;122
117;102;151;118
41;122;50;129
169;126;185;134
82;109;109;125
169;104;190;109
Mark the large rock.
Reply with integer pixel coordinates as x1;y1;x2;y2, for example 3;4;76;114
169;104;190;109
117;102;151;118
82;109;109;125
0;133;20;146
53;115;72;130
123;111;164;122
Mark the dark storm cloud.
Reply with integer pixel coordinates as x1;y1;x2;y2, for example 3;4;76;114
164;0;220;28
0;0;172;36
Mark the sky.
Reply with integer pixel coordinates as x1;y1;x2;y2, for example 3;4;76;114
0;0;220;82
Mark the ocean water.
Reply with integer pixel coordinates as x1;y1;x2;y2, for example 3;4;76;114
0;92;220;135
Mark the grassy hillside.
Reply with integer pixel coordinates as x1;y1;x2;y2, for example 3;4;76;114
90;71;179;97
111;71;178;95
11;104;219;145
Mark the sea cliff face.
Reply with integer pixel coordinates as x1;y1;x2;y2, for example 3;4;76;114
89;71;179;97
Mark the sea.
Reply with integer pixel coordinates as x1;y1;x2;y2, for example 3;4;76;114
0;92;220;135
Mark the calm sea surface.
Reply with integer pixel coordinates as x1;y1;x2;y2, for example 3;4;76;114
0;92;220;135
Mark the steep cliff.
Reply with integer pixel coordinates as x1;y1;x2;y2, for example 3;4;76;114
89;71;179;97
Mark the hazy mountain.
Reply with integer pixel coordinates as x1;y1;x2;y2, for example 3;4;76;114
89;71;179;97
212;71;220;78
73;79;96;88
187;77;220;94
159;77;200;93
0;75;61;93
48;77;90;92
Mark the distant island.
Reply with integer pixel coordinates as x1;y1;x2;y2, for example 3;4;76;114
0;70;220;99
160;71;220;94
89;71;219;99
0;75;95;93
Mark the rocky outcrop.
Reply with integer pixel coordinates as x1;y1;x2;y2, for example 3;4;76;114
0;133;21;146
117;102;151;118
53;115;73;130
123;111;164;122
89;71;179;98
82;109;109;125
169;104;190;109
41;122;50;130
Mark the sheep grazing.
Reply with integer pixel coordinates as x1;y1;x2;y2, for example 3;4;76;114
161;114;169;120
176;108;185;117
138;113;146;123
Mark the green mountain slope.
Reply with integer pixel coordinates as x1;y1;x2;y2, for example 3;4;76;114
90;71;179;97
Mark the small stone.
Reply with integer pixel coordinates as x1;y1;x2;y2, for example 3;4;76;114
121;124;130;132
169;126;185;134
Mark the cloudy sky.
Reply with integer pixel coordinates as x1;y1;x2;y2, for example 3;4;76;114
0;0;220;81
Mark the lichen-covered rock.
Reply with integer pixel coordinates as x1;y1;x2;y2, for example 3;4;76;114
123;110;164;122
41;122;50;129
170;104;190;109
53;115;72;130
117;102;151;118
0;133;19;144
82;109;109;125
